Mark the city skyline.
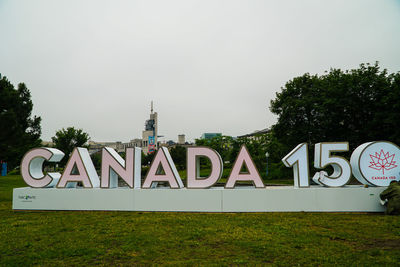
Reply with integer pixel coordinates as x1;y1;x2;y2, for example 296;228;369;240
1;0;400;143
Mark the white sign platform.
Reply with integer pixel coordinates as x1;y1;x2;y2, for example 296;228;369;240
13;186;386;212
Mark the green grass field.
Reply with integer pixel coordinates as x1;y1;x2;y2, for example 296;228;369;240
1;175;400;266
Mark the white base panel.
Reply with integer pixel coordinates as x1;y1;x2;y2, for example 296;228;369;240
13;186;387;212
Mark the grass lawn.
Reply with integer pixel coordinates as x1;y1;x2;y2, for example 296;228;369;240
1;175;400;266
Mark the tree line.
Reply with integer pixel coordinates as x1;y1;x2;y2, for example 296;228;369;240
172;62;400;179
2;62;399;179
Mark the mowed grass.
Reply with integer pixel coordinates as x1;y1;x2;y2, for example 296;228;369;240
1;175;400;266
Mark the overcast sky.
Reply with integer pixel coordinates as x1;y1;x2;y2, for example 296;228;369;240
1;0;399;143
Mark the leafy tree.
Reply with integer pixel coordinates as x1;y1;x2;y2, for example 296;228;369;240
190;63;400;181
142;151;155;166
52;127;89;166
90;151;101;171
229;133;290;179
194;135;274;178
195;135;234;162
169;145;186;170
0;75;41;170
271;62;400;147
269;62;400;178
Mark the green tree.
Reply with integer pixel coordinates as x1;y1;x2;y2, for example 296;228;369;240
169;145;186;170
142;151;155;166
229;133;290;179
0;75;41;170
51;127;89;166
195;135;234;162
90;151;101;171
269;62;400;178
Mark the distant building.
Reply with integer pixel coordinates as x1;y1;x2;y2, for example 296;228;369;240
178;134;185;145
166;140;176;146
141;101;158;154
88;102;195;154
88;102;159;155
41;141;54;147
88;141;124;154
237;128;269;140
200;133;222;140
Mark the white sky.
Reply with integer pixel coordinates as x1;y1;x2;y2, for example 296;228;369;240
1;0;399;143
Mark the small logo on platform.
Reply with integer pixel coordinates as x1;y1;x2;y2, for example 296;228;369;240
369;149;397;174
18;195;36;202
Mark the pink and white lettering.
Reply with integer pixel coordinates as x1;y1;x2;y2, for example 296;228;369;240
19;141;400;191
57;147;100;188
21;147;64;188
187;147;223;188
283;141;400;187
142;147;184;189
312;142;351;187
282;143;310;188
101;147;141;188
225;145;265;188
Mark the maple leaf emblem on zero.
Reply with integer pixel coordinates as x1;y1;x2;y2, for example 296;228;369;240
369;149;397;174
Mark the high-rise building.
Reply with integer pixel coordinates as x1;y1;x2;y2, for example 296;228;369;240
88;101;165;155
142;101;158;154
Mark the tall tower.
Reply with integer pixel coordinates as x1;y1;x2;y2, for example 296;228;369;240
142;101;158;154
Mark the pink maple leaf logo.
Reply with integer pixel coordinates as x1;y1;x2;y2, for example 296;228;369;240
369;149;397;174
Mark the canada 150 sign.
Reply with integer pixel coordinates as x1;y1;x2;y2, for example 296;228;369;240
20;141;400;189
